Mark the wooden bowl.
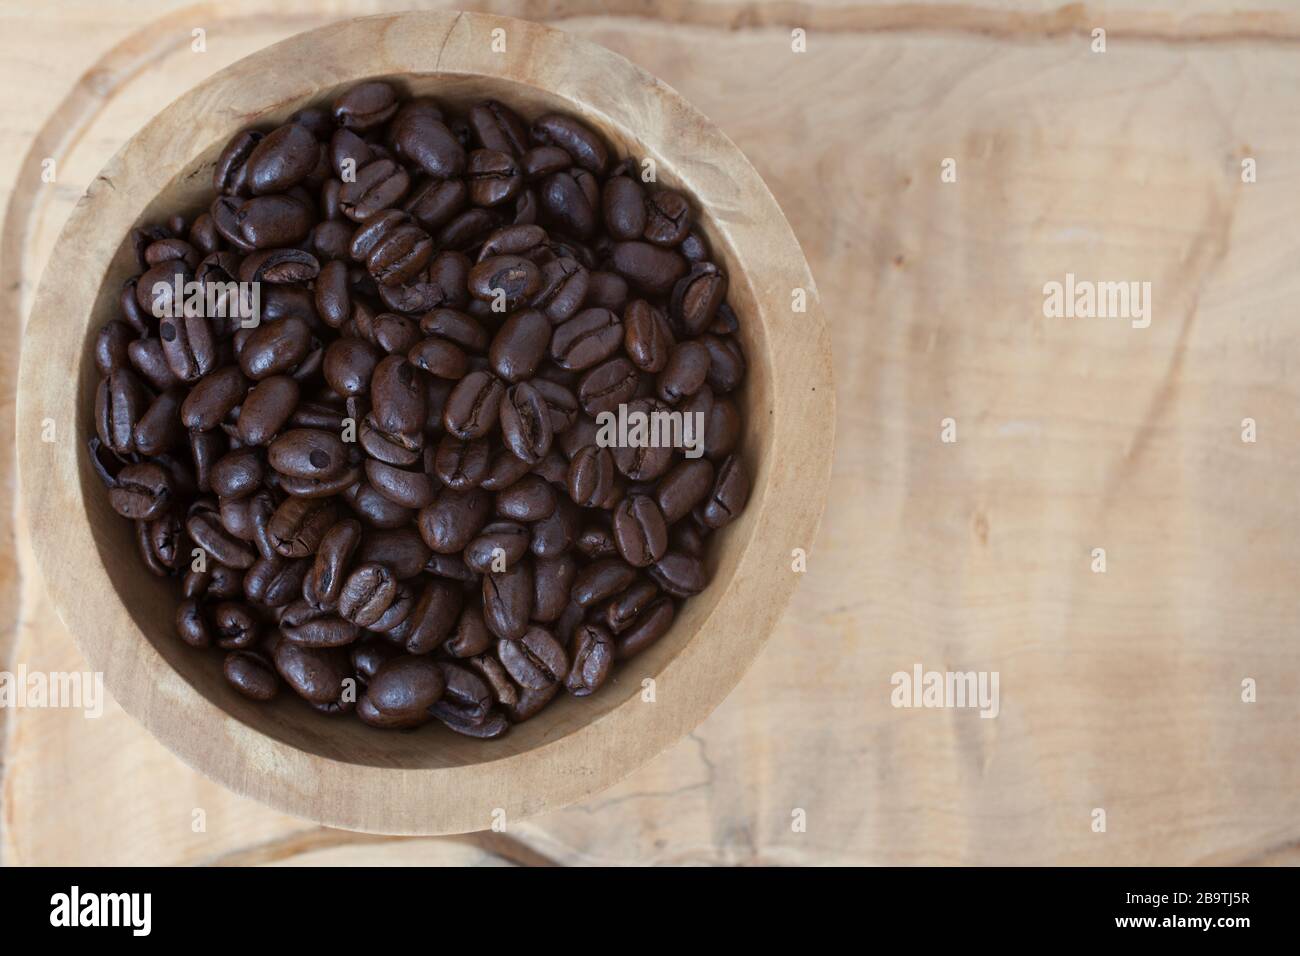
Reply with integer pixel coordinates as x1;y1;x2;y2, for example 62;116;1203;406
16;11;833;834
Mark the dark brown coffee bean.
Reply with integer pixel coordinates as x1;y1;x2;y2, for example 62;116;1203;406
175;598;210;648
467;149;523;206
418;487;491;554
132;388;185;457
612;495;668;567
305;518;362;609
603;176;646;240
465;521;530;574
268;428;348;481
395;112;465;179
333;81;399;130
623;299;674;373
339;158;410;221
498;625;567;689
338;562;398;627
571;557;636;608
577;357;638;418
482;560;533;640
403;579;464;654
701;334;746;393
108;462;174;521
499;382;553;464
530;495;579;557
274;640;351;704
210;447;264;499
443;370;504;439
643;190;691;246
533;554;576;622
649;551;708;597
445;605;492;658
566;623;614;696
530;256;588;323
672;262;728;335
224;650;280;700
530;114;608;173
699;455;750;529
488;309;549;383
357;656;444;728
616;597;675;658
657;458;715;524
96;368;152;454
158;312;217;383
551;307;622;371
658;340;711;404
239;317;312;380
282;614;360;648
354;528;432;579
609;241;687;295
268;495;338;558
567;445;616;508
365;458;436;509
368;223;433;287
604;578;659;633
408;336;468;379
237;375;299;446
469;100;529;156
495;474;556;522
213;129;264;195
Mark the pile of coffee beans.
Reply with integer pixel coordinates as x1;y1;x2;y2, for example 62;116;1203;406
90;81;749;737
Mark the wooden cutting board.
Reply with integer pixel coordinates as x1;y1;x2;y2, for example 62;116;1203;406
4;0;1300;865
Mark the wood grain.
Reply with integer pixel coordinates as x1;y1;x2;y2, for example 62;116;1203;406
4;0;1300;864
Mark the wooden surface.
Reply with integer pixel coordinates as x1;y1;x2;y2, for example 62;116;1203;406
17;10;832;835
4;0;1300;864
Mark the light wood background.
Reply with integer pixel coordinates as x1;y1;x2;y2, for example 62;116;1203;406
4;0;1300;865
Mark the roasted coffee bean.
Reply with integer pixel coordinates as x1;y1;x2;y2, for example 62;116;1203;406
649;551;708;597
623;299;674;373
224;650;280;700
616;597;675;658
658;340;711;404
603;175;646;240
109;462;174;521
210;447;264;499
530;495;579;557
657;458;715;524
496;474;556;522
482;560;533;640
132;388;185;457
237;375;300;445
467;149;523;207
443;370;504;439
551;307;622;371
571;557;636;608
239;316;312;379
268;495;338;557
305;518;362;609
609;241;687;295
175;598;211;648
699;455;750;529
498;626;567;689
568;445;616;508
418;487;492;554
408;336;468;379
268;428;348;481
96;368;151;454
672;262;728;335
488;309;549;382
354;528;432;579
357;655;444;728
338;562;398;627
577;357;638;418
612;495;668;567
566;623;614;696
533;554;576;622
247;123;319;194
274;640;350;704
530;114;608;173
499;382;553;464
643;190;691;247
91;85;752;737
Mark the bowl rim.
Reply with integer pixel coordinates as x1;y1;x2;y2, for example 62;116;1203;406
16;9;834;834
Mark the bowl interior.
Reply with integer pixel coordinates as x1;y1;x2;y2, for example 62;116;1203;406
78;73;775;771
